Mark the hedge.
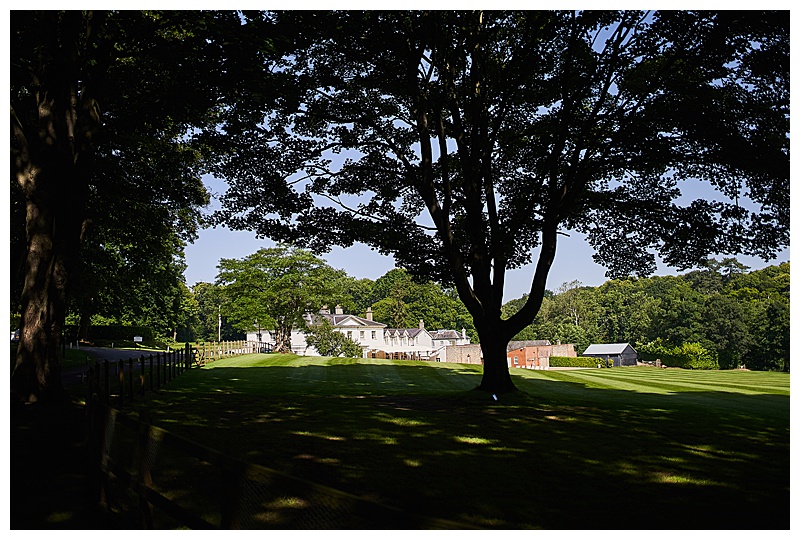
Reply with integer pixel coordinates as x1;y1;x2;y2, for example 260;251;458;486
64;325;154;342
549;356;607;368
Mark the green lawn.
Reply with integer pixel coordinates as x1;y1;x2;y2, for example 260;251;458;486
130;355;789;529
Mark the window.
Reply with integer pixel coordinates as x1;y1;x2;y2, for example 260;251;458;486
513;356;519;365
371;331;376;340
360;331;365;340
347;331;352;340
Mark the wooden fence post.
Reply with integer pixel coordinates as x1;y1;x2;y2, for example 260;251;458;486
118;360;124;409
137;410;156;529
103;360;110;404
89;392;109;508
149;354;154;391
128;358;134;405
140;356;146;396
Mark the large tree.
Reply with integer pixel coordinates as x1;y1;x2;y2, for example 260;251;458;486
208;11;789;392
9;11;250;403
216;246;346;352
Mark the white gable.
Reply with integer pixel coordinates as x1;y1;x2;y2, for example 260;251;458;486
336;317;364;327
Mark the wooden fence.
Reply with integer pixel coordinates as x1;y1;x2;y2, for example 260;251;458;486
193;340;273;366
86;341;272;409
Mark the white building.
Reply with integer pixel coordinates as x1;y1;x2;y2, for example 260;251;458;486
246;306;446;359
430;328;471;348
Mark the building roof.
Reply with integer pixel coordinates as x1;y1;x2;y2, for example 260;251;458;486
309;312;387;328
507;340;551;352
386;328;427;338
431;330;461;340
583;343;636;355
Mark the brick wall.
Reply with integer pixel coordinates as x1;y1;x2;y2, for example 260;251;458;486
443;344;483;364
552;344;577;357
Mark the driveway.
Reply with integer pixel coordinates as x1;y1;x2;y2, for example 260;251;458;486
63;346;166;385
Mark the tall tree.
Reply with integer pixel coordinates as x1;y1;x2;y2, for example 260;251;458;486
208;11;789;392
216;246;345;352
192;282;242;342
9;11;247;402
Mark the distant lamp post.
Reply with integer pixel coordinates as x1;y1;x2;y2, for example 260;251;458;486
218;305;222;342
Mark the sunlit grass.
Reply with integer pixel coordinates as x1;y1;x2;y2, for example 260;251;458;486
130;355;789;529
452;435;494;445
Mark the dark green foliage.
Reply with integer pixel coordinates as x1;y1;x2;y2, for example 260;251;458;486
505;261;788;371
10;10;239;401
216;246;345;352
549;356;606;368
64;325;154;343
305;320;363;358
639;340;719;370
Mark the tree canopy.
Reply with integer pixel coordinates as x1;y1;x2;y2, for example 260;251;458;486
207;11;789;392
215;245;345;352
10;11;248;402
503;261;789;372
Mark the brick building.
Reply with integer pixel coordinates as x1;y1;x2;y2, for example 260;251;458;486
506;340;577;369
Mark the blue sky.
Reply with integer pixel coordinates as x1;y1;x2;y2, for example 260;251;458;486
184;176;789;303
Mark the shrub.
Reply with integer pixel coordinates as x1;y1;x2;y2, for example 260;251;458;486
550;356;606;368
305;320;363;358
638;339;718;370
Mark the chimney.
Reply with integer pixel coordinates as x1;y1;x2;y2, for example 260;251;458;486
320;305;330;315
462;328;467;339
419;319;424;330
366;307;373;321
335;305;343;315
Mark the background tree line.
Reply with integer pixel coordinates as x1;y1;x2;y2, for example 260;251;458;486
502;259;789;372
188;248;478;346
56;241;788;373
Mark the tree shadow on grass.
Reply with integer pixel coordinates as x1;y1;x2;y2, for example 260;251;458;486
130;364;789;529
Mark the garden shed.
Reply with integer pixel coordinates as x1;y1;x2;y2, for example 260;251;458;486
582;343;638;367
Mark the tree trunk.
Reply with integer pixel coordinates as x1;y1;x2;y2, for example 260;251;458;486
474;320;517;394
78;297;92;341
10;11;98;404
274;324;292;353
11;188;68;403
